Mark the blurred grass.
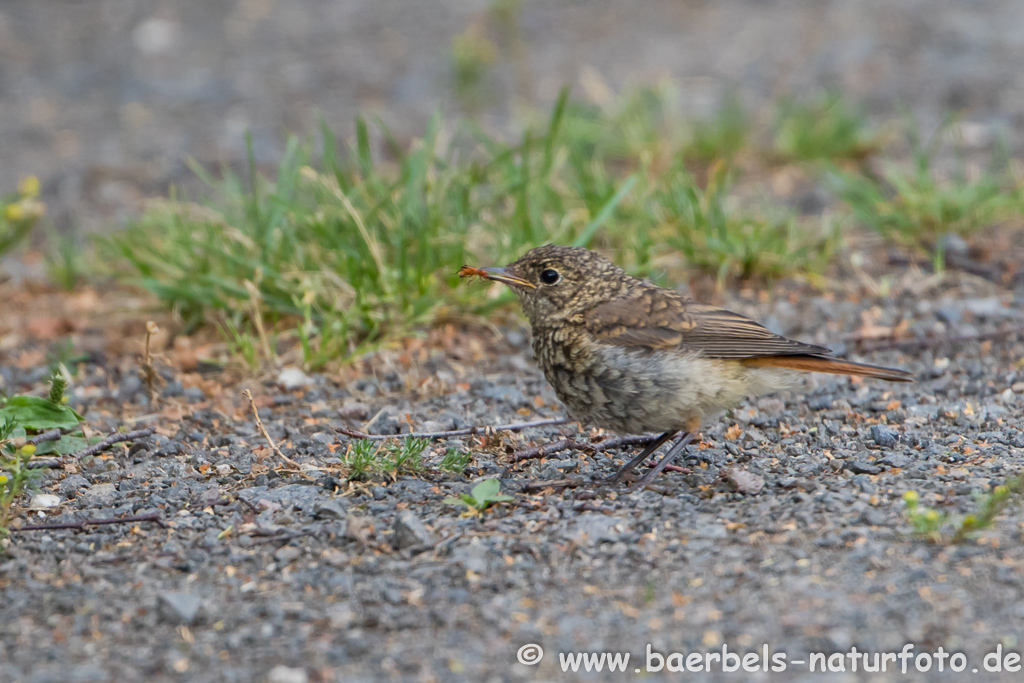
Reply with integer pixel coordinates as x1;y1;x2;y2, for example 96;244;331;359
1;176;46;258
103;87;839;367
97;86;1024;369
829;121;1024;264
774;91;878;161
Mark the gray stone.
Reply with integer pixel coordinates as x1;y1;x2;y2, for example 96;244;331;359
870;425;899;449
564;514;628;545
266;665;309;683
83;483;117;502
312;499;347;520
392;512;433;550
847;459;882;475
338;402;371;420
274;546;302;564
158;592;203;625
722;468;765;494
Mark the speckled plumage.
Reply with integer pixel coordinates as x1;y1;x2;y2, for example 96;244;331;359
476;244;912;436
463;244;912;487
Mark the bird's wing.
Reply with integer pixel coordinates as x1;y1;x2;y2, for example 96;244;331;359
584;287;831;359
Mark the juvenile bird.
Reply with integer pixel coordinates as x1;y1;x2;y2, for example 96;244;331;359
461;245;913;488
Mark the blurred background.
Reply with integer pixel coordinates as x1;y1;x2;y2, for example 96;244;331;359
4;0;1024;235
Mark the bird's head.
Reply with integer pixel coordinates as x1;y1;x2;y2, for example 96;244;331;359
464;245;632;326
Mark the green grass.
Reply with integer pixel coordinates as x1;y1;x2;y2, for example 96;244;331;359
774;92;877;161
684;93;750;165
102;87;838;368
340;437;429;481
439;448;473;473
653;162;838;282
829;125;1024;263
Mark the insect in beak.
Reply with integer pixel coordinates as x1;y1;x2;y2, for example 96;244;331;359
458;265;537;289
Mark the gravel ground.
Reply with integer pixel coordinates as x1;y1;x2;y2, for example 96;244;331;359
5;3;1024;681
2;259;1024;682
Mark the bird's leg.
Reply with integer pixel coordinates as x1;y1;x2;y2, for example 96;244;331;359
629;431;698;491
604;431;677;485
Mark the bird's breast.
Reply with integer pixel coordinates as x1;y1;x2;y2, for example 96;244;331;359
530;328;796;433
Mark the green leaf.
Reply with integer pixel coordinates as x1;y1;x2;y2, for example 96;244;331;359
0;396;83;431
488;494;514;503
443;496;468;507
470;478;501;503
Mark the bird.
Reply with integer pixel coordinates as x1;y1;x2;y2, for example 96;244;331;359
460;244;914;489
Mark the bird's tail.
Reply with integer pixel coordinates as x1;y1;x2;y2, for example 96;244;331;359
742;354;914;382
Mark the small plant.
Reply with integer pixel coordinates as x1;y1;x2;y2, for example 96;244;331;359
439;448;473;474
386;437;428;474
903;476;1024;544
774;92;877;161
341;440;379;481
444;478;513;515
45;230;86;291
217;316;265;371
0;374;86;539
0;373;85;454
902;490;946;542
1;175;46;257
340;437;428;481
0;417;39;539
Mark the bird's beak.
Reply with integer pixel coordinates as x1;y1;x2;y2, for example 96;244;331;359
480;267;537;290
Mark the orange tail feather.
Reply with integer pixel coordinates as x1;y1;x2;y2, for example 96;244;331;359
742;355;914;382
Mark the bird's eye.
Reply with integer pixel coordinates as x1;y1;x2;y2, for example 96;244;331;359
539;268;560;285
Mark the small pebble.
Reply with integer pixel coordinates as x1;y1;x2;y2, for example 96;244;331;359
869;425;900;449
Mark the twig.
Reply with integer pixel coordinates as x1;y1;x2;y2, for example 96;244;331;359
25;459;69;470
510;433;661;462
28;429;62;446
245;529;320;546
852;325;1024;354
243;389;300;468
520;477;589;492
644;460;689;474
141;320;162;405
69;427;156;460
509;438;580;462
26;427;156;469
13;512;164;532
337;417;569;441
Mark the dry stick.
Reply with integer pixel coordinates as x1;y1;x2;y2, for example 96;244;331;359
28;429;62;446
142;320;162;405
337;417;569;442
243;389;301;468
69;427;156;460
26;427;157;469
520;477;591;492
852;325;1024;354
245;529;320;546
13;511;164;532
510;433;661;463
643;460;689;474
